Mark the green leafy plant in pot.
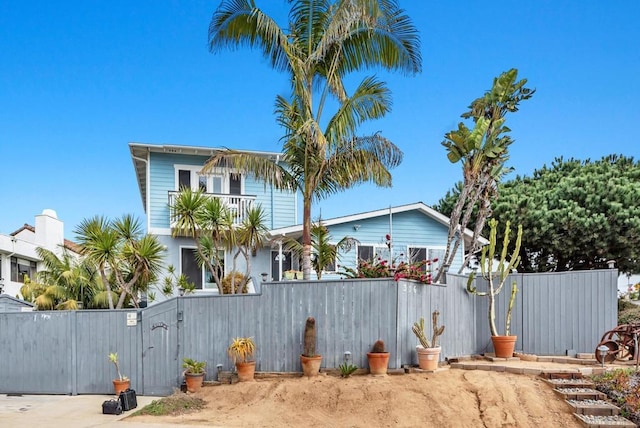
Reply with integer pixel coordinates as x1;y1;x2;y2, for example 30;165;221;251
467;219;522;358
228;337;256;382
367;339;390;375
300;317;322;376
412;310;445;370
109;352;130;395
182;357;206;393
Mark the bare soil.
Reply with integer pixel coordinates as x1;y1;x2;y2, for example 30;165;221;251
127;369;582;428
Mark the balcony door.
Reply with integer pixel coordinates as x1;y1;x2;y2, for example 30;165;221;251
175;166;242;195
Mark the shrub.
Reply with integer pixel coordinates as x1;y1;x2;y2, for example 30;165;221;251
222;272;248;294
618;299;640;324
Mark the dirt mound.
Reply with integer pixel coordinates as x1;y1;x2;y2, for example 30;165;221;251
128;369;582;427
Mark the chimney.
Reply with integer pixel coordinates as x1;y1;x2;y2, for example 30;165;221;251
35;209;64;254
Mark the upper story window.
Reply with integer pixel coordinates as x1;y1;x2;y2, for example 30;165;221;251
11;257;37;283
175;165;243;195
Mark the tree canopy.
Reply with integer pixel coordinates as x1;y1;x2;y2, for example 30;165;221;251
436;155;640;275
207;0;421;280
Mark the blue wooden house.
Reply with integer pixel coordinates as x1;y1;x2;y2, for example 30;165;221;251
270;202;483;281
130;143;481;292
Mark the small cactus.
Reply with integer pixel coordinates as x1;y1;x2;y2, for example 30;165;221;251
371;339;386;353
303;317;317;357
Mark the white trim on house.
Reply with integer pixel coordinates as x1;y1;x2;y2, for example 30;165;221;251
149;227;172;236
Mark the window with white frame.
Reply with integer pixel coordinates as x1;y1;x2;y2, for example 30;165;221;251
175;165;242;195
181;247;225;290
357;244;387;262
407;246;445;275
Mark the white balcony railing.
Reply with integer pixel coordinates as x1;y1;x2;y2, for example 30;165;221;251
168;191;257;227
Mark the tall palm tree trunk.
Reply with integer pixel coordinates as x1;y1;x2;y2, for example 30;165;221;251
302;194;313;280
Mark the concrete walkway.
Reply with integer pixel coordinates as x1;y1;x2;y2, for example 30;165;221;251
0;394;193;428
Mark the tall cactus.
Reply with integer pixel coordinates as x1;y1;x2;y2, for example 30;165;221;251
303;317;317;357
412;310;445;348
467;219;522;337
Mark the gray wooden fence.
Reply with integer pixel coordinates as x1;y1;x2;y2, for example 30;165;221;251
0;270;618;396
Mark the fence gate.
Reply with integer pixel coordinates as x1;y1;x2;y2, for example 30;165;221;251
141;300;180;396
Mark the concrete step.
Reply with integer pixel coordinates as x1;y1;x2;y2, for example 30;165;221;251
553;387;607;401
567;399;620;416
573;413;636;427
543;378;595;389
540;370;585;380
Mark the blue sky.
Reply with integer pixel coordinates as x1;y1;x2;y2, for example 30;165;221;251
1;1;638;239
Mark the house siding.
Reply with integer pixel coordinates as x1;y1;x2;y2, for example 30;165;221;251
319;210;464;280
148;152;296;233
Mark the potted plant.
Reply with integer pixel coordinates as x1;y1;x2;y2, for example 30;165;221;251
228;337;256;382
109;352;130;395
367;339;390;375
412;311;445;370
182;357;206;393
300;317;322;376
467;219;523;358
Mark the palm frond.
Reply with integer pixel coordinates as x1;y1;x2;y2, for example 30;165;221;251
209;0;291;72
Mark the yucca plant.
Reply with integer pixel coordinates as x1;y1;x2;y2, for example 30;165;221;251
227;337;256;364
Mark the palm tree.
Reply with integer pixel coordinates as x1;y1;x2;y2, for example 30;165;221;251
231;205;270;293
283;220;357;280
75;215;165;309
33;247;104;309
171;188;235;293
207;0;421;279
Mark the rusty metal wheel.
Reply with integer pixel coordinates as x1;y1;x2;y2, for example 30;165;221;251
595;340;619;364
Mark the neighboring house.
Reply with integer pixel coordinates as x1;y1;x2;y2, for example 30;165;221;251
269;202;487;281
0;209;79;298
129;142;298;291
130;142;485;291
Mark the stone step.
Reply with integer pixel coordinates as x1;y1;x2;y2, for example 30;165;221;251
554;387;607;401
567;399;620;416
544;378;596;389
540;370;584;380
573;413;636;427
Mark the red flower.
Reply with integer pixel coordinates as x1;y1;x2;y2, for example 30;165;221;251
385;234;391;241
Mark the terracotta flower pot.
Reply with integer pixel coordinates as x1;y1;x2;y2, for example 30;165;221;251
367;352;390;375
112;378;130;395
300;355;322;377
184;372;205;393
492;335;517;358
416;345;441;370
236;361;256;382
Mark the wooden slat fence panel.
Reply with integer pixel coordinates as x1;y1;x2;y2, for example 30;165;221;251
0;270;618;395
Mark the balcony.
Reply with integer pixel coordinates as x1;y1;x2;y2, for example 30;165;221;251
168;191;257;228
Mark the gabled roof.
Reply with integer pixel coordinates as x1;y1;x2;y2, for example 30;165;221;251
10;223;81;254
269;202;488;247
129;142;284;212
